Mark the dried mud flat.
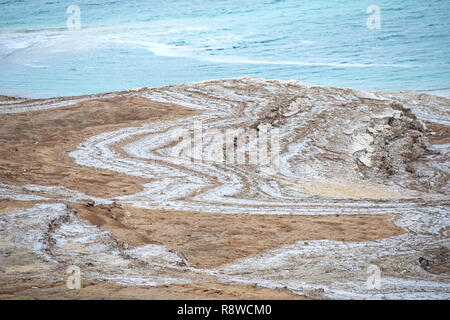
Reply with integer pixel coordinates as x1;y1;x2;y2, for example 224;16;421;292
0;77;449;299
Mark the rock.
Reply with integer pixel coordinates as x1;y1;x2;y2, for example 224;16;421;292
85;200;95;207
283;97;312;117
352;132;374;153
343;127;354;135
359;154;373;167
418;247;450;275
175;251;189;267
66;205;78;215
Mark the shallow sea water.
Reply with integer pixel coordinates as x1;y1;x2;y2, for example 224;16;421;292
0;0;449;98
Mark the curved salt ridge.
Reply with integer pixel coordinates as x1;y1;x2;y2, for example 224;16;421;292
0;203;196;286
0;91;140;114
69;77;448;215
213;206;450;299
0;182;112;204
0;97;88;114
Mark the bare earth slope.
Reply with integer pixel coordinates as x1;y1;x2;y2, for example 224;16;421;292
0;77;449;299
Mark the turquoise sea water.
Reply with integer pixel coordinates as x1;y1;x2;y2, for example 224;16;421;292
0;0;449;98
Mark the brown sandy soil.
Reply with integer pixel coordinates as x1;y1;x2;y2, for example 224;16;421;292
426;121;450;145
0;278;306;300
0;199;37;215
0;96;198;198
72;203;404;269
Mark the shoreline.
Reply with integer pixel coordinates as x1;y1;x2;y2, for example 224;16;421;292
2;77;450;102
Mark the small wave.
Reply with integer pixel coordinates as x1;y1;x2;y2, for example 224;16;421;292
2;27;68;34
134;40;412;68
24;63;48;69
201;56;412;68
